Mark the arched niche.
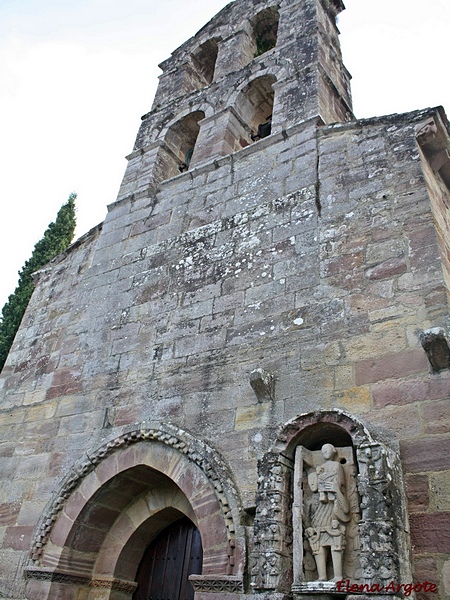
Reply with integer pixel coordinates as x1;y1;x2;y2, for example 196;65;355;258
251;410;413;598
156;111;205;182
25;423;245;599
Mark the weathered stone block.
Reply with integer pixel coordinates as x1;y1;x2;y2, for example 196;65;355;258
401;437;450;473
355;349;429;385
406;474;429;512
0;503;20;527
429;471;450;512
372;372;450;408
410;512;450;554
3;525;34;550
235;404;271;431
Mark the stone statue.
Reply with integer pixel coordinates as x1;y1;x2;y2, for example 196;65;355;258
304;444;351;581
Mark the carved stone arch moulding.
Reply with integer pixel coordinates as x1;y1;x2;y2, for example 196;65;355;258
26;421;245;595
251;410;412;598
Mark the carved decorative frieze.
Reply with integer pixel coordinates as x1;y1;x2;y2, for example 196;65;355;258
356;443;401;586
251;452;294;591
189;574;244;593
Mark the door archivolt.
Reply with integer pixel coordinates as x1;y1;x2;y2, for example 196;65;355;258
25;423;245;599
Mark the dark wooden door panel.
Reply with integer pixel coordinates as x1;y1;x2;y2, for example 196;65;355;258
133;517;203;600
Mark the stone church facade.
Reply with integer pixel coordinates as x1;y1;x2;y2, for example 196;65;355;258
0;0;449;598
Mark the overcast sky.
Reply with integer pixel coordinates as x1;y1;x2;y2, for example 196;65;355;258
0;0;449;309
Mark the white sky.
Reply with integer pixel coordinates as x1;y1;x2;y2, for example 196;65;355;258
0;0;449;308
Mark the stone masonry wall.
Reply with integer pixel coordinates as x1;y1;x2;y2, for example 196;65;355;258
0;108;449;597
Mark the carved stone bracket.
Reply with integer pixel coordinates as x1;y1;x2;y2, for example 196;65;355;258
419;327;450;372
415;117;438;144
415;112;450;189
250;368;275;401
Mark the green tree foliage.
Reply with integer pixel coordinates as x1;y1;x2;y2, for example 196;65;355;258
0;193;77;371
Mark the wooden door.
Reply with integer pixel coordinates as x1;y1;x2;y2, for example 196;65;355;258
133;517;203;600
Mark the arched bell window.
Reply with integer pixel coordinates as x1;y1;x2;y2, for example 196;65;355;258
191;38;219;87
251;7;279;58
234;74;276;147
157;111;205;181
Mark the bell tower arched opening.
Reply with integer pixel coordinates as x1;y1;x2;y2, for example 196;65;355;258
157;111;205;182
191;38;219;87
234;74;276;148
251;7;279;58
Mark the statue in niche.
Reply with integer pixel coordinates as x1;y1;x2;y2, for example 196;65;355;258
305;444;350;581
293;443;361;585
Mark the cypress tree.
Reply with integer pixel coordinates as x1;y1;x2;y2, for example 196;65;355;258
0;193;77;371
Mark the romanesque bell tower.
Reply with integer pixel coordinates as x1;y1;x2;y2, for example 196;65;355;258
1;1;449;599
116;0;353;198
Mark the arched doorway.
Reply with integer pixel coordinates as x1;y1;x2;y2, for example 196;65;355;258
26;425;245;599
133;517;202;600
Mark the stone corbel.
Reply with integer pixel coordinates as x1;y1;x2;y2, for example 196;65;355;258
415;117;438;144
250;368;275;402
419;327;450;372
415;113;450;189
